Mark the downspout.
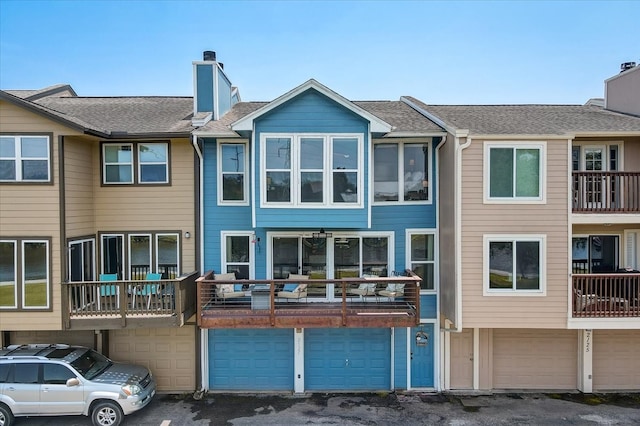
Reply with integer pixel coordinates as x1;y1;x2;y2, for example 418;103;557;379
454;133;471;332
191;134;208;392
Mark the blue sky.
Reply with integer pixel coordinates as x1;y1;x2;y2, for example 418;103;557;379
1;0;638;104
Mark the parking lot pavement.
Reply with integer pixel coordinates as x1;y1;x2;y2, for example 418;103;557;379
11;392;640;426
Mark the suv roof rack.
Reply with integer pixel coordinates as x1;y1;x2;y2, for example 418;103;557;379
1;343;71;356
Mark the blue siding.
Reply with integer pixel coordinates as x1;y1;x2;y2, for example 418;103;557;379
196;64;214;113
393;327;408;389
420;295;437;319
255;89;370;228
202;140;252;273
217;71;232;117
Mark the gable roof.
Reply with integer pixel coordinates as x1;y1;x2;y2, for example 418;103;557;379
4;84;78;101
402;96;640;136
231;79;393;133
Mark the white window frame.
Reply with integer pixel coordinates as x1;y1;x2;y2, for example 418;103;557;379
373;140;432;205
483;234;546;296
484;141;546;204
0;135;51;182
103;143;134;184
0;239;18;309
21;239;50;309
138;142;169;184
102;142;170;184
217;141;249;205
405;229;437;292
260;133;363;208
221;231;255;279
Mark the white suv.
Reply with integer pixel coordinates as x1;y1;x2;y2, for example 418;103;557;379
0;344;156;426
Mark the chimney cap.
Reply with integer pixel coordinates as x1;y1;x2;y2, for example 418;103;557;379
620;62;636;72
203;51;216;61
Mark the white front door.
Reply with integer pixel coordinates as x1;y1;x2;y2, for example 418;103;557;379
582;146;607;208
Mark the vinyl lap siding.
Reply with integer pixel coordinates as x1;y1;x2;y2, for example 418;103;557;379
460;139;570;329
64;136;96;237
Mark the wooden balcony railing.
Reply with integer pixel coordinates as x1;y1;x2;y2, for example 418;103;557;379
62;271;199;330
572;171;640;213
572;273;640;318
197;271;422;329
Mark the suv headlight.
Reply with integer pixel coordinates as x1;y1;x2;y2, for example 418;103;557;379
122;384;142;396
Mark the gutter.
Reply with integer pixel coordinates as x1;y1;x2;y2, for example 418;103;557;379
191;134;207;392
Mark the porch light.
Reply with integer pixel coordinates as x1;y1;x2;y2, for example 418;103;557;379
312;228;332;239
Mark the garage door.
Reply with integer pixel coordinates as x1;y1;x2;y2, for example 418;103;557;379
593;330;640;391
109;326;196;392
208;329;294;391
305;328;391;391
493;329;577;390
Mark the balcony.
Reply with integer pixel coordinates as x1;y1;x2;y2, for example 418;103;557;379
572;273;640;318
62;271;199;330
572;171;640;213
197;272;422;329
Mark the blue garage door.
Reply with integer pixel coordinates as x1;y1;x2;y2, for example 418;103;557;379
305;328;391;391
208;329;294;391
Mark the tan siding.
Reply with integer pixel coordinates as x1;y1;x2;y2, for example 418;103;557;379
94;139;196;273
593;330;640;391
460;139;570;329
0;100;72;331
65;136;97;237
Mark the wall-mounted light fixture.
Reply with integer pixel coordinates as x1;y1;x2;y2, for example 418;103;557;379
312;228;332;239
184;231;191;239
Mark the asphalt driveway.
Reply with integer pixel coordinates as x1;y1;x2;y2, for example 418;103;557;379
12;392;640;425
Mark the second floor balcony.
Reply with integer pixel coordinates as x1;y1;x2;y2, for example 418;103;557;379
197;272;422;329
572;272;640;318
572;171;640;213
62;271;199;330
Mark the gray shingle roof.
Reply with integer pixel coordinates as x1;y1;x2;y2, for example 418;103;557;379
34;96;194;136
196;100;444;136
403;96;640;135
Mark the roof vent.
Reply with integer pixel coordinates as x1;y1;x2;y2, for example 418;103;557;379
620;62;636;72
203;51;216;61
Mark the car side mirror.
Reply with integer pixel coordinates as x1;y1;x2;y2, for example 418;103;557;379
66;377;80;387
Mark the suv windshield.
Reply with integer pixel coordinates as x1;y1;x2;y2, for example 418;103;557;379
70;349;112;379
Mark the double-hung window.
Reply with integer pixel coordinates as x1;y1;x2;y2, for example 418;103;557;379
485;142;545;202
218;143;248;203
484;235;545;295
0;239;50;309
373;141;430;203
222;232;253;279
103;142;169;184
407;230;436;290
262;134;362;207
0;135;51;182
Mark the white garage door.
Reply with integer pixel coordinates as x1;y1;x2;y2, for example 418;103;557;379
493;329;577;390
593;330;640;391
109;326;196;392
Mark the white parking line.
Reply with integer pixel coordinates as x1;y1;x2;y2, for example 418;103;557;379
160;421;171;426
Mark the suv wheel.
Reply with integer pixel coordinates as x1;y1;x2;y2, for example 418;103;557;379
0;404;14;426
91;401;123;426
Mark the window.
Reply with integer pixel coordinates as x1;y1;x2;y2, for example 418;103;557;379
222;233;253;279
0;239;50;309
218;143;248;203
485;143;544;202
101;232;180;279
43;364;75;384
103;142;168;184
0;135;50;182
484;235;545;294
374;141;430;203
262;134;362;207
407;231;436;290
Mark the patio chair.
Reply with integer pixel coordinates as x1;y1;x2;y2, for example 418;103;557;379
214;272;245;302
98;273;118;309
574;288;629;312
277;274;309;301
134;273;163;309
349;276;377;299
